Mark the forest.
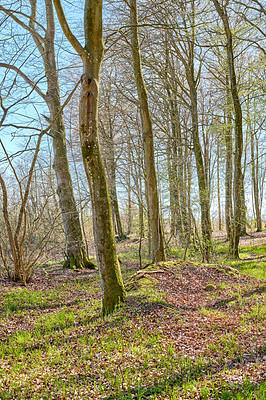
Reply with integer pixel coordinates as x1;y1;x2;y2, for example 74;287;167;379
0;0;265;398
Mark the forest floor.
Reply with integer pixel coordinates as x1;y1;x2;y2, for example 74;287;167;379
0;231;265;399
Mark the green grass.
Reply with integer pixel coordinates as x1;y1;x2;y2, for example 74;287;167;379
212;241;266;279
0;288;60;314
0;241;265;399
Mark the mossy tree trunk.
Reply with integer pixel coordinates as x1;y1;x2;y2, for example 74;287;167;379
53;0;125;314
212;0;243;258
29;0;95;269
129;0;165;263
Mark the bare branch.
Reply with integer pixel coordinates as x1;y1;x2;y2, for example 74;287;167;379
0;5;45;44
53;0;86;58
0;63;47;100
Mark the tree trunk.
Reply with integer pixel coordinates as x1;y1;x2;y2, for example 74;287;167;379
108;152;126;241
126;138;132;236
100;103;126;241
190;82;212;262
217;142;222;231
53;0;125;314
212;0;244;258
224;76;233;243
166;131;178;237
250;124;262;232
130;0;165;263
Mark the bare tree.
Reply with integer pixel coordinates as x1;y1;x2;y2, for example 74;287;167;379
0;0;96;269
129;0;165;263
212;0;244;258
53;0;125;314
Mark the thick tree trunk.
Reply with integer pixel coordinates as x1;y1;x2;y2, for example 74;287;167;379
130;0;165;263
53;0;125;314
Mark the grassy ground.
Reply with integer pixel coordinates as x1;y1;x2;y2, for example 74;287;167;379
0;232;265;399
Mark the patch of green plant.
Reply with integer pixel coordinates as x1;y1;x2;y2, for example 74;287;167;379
198;377;266;400
242;302;266;322
1;288;60;313
239;245;266;256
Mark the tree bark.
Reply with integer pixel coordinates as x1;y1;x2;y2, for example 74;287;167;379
129;0;165;263
217;142;222;231
53;0;125;314
224;76;233;243
249;113;262;232
212;0;244;258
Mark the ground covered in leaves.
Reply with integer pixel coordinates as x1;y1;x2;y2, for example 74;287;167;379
0;233;265;399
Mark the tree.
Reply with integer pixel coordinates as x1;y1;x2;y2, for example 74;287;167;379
129;0;165;263
53;0;125;314
0;0;96;269
212;0;244;258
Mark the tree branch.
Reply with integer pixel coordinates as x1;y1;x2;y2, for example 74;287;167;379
0;5;45;44
0;63;47;100
53;0;86;58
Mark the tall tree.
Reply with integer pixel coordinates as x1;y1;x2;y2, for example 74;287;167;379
224;75;233;242
129;0;165;263
212;0;244;258
53;0;125;314
0;0;96;269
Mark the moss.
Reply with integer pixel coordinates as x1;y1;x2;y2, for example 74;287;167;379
64;254;97;270
81;142;94;159
102;289;126;316
213;265;239;276
204;284;216;291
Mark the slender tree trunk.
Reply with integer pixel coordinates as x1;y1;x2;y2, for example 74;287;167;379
190;83;212;262
217;142;222;231
100;117;126;241
176;117;190;245
212;0;243;258
224;76;233;242
179;0;212;261
184;133;192;245
129;0;165;263
167;136;178;237
53;0;125;314
240;177;247;236
126;138;132;236
250;126;262;232
108;151;126;240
